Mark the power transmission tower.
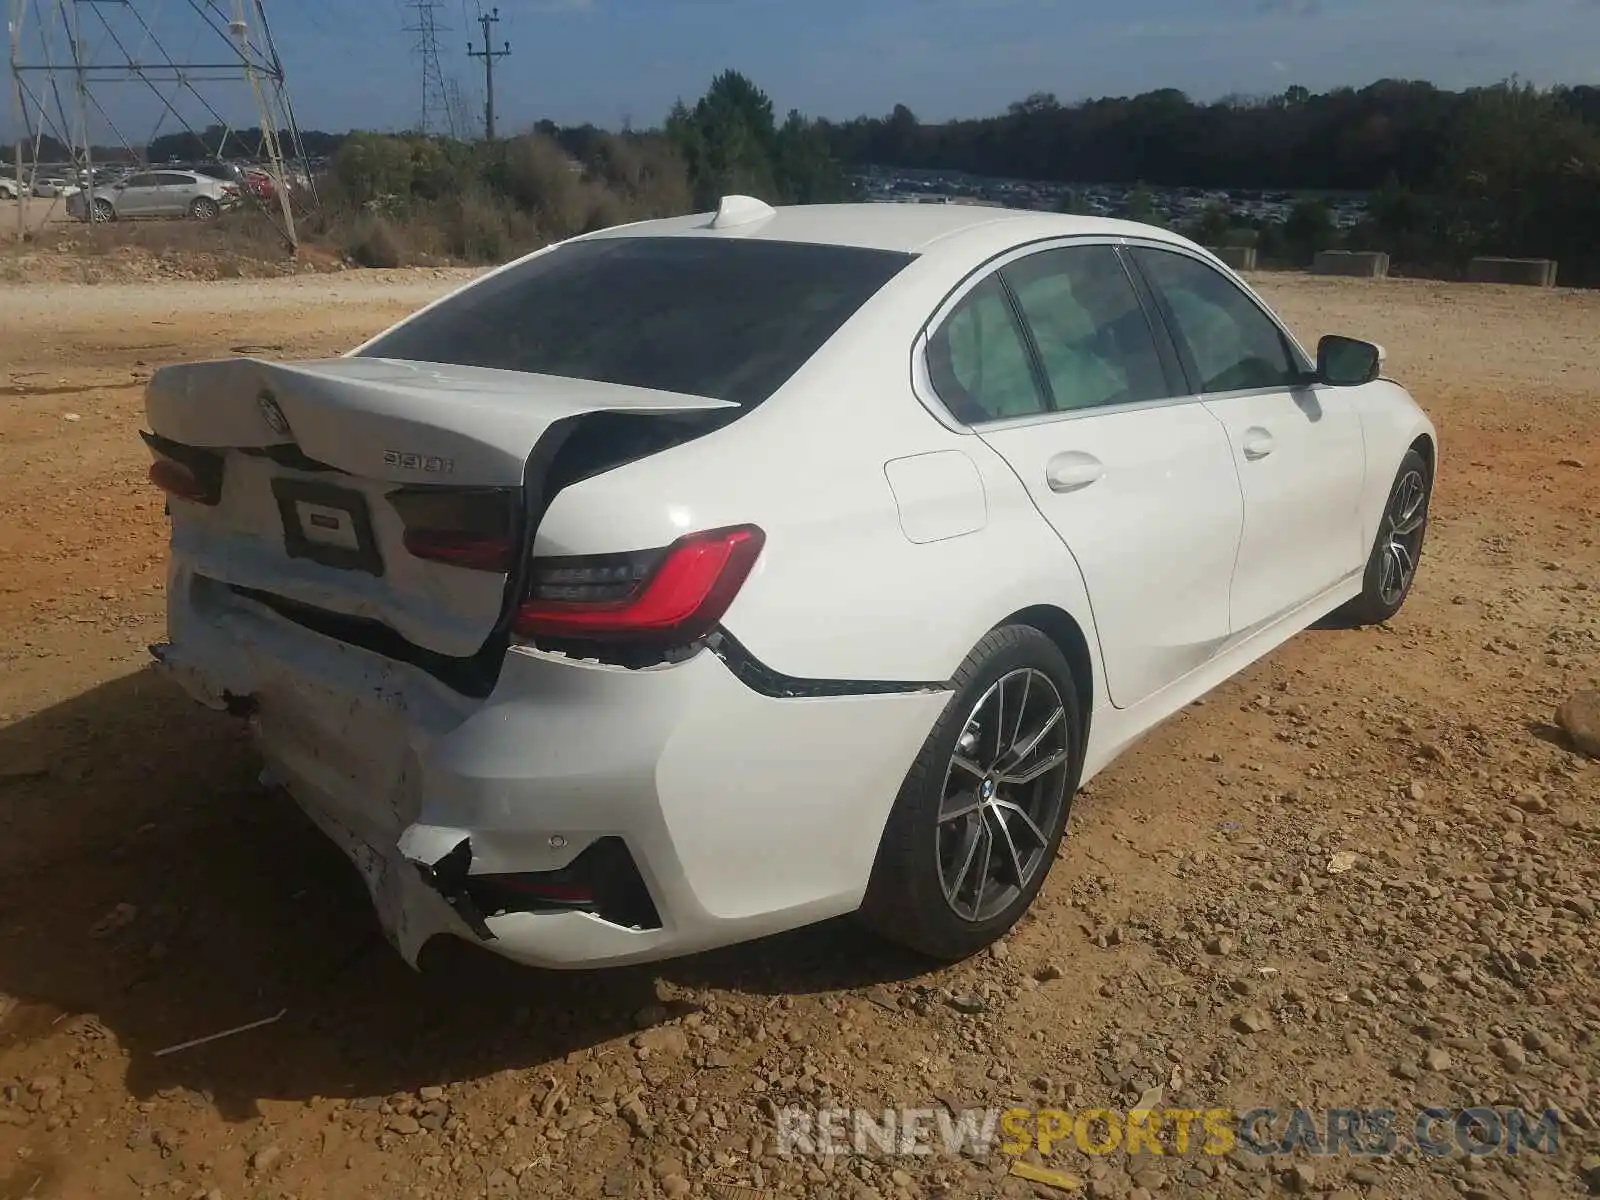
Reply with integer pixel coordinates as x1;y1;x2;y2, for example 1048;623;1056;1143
445;78;471;141
404;0;453;137
7;0;316;247
466;7;508;142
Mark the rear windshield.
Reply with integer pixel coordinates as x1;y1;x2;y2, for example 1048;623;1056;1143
357;236;915;408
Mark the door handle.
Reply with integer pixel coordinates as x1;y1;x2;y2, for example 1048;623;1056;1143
1045;451;1105;494
1241;428;1275;461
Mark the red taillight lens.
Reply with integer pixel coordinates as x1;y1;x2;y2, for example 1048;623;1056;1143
401;531;515;572
513;524;765;644
390;486;519;572
148;456;222;506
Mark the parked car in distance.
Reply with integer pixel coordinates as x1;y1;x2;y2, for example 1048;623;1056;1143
67;169;238;222
182;160;249;187
143;198;1437;973
242;166;292;202
0;178;23;200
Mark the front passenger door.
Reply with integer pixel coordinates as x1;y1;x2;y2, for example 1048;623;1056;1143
1130;248;1367;636
929;244;1245;710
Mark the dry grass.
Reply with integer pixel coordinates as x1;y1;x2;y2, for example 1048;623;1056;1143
30;209;289;259
0;208;313;282
1;131;697;280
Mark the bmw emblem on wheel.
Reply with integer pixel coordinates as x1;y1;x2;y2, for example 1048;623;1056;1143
257;390;291;438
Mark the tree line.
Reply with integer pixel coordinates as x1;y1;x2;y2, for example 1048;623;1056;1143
816;79;1600;283
16;73;1599;282
311;71;857;266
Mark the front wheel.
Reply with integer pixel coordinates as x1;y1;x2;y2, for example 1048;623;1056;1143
189;196;220;220
1336;447;1432;626
90;198;114;223
859;625;1083;961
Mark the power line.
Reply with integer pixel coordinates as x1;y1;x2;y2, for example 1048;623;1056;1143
466;6;508;142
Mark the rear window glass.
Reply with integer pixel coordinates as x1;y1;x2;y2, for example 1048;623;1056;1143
357;236;915;407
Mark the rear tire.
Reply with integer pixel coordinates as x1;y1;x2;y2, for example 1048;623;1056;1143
859;625;1083;961
1336;447;1431;626
190;196;220;220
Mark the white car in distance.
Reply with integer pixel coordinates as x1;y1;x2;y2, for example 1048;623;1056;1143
143;197;1436;970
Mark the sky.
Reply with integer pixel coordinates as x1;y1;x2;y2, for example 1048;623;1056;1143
6;0;1600;145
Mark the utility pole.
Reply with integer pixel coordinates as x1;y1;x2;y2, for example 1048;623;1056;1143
67;0;90;213
10;0;26;242
466;7;509;142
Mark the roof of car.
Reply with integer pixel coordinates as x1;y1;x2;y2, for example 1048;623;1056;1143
583;200;1191;255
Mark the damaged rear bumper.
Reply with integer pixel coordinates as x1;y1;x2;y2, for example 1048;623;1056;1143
152;567;948;970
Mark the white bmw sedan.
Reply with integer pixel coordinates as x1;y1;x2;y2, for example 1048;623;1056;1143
143;197;1436;970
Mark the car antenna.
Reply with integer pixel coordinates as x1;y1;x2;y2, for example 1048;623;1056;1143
710;195;776;230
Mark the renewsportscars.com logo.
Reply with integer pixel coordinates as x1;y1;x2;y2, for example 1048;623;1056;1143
774;1105;1562;1160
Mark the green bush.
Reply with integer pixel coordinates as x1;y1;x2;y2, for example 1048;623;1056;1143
296;70;855;267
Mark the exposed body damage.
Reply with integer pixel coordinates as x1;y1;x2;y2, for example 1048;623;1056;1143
144;349;951;968
151;563;947;968
144;204;1437;970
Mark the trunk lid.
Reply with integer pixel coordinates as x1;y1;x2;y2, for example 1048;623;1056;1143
144;356;734;661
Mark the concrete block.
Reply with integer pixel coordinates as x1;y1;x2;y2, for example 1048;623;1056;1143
1466;257;1557;287
1312;250;1390;279
1208;245;1258;271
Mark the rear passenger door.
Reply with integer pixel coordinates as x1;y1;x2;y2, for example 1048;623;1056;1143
1129;247;1367;635
115;173;160;216
924;242;1244;710
151;173;196;216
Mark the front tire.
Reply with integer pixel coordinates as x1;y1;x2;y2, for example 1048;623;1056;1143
90;198;114;223
859;625;1083;961
1336;447;1431;626
189;196;220;220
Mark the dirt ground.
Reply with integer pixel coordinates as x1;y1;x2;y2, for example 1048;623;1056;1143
0;197;71;236
0;270;1596;1200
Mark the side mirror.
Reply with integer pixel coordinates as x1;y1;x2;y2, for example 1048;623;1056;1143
1316;335;1383;386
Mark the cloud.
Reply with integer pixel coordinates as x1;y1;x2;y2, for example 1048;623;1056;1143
1257;0;1323;14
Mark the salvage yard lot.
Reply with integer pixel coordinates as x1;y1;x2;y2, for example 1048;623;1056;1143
0;270;1596;1200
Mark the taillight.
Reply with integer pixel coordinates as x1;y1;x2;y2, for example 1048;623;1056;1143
402;530;515;572
389;486;518;572
513;524;765;645
143;433;223;506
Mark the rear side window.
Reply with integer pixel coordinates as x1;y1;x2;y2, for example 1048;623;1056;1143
926;275;1047;423
359;237;915;408
1001;246;1170;411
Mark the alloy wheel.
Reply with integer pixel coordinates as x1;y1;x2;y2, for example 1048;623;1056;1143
1378;468;1427;606
937;667;1072;923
